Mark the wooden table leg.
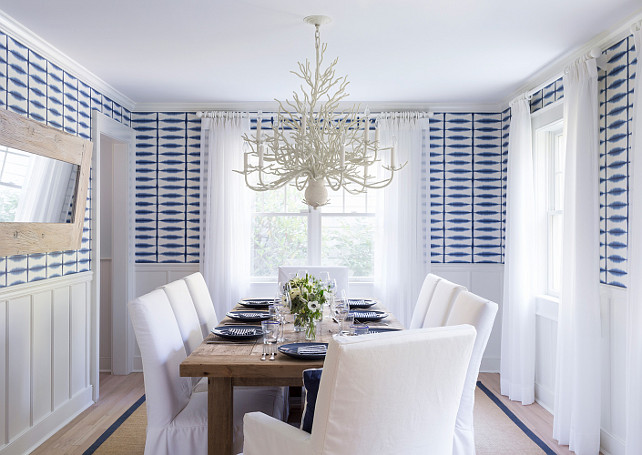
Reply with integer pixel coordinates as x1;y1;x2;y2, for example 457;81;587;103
208;377;233;455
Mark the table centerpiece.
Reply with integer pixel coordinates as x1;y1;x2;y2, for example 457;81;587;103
287;274;329;340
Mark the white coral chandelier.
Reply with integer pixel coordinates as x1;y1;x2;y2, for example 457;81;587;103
238;15;405;208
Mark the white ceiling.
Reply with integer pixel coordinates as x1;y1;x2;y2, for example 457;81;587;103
0;0;640;108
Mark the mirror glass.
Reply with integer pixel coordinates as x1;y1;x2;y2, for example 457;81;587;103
0;145;79;223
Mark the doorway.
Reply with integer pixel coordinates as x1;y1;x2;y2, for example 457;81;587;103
91;112;136;401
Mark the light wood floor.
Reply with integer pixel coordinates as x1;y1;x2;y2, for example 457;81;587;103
31;373;145;455
478;373;574;455
33;372;577;454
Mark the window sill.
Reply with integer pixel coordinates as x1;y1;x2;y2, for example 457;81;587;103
535;295;559;322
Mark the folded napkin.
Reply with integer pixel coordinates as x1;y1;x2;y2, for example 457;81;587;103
349;299;366;305
297;345;328;355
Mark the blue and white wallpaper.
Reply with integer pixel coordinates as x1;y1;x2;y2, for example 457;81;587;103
132;112;200;263
0;30;130;288
598;36;635;288
528;36;635;288
0;27;636;289
428;112;508;263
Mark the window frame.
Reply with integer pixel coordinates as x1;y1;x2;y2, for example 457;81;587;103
248;185;377;284
532;102;564;299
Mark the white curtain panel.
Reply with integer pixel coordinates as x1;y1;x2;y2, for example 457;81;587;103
15;155;74;222
625;25;642;455
500;97;536;405
553;57;601;455
375;114;429;327
199;114;251;318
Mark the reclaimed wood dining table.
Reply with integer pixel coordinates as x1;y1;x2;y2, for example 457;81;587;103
179;300;403;455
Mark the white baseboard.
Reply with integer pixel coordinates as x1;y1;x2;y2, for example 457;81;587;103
534;382;554;414
100;356;112;372
0;386;93;455
480;356;500;373
134;356;143;372
600;428;624;455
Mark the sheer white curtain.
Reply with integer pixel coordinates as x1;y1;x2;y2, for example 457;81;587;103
553;57;601;455
625;25;642;455
199;113;251;318
500;97;536;405
375;114;429;327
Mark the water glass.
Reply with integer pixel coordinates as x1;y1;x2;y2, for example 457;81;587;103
261;320;279;361
340;311;354;335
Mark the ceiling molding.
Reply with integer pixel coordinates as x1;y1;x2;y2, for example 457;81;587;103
134;101;507;114
0;10;136;111
503;7;642;107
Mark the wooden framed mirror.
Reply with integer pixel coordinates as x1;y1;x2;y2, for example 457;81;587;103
0;108;92;256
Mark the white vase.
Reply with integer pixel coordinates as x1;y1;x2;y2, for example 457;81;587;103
304;178;328;208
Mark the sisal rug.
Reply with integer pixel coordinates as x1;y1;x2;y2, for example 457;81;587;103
84;383;555;454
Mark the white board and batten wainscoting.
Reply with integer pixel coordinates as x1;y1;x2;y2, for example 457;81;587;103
0;272;93;455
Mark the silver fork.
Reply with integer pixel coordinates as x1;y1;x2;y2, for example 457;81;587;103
261;341;267;361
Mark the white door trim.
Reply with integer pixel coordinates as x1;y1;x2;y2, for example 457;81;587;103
91;112;136;400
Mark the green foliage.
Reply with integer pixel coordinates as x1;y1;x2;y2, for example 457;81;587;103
322;217;374;277
251;215;308;276
287;274;327;326
0;187;20;222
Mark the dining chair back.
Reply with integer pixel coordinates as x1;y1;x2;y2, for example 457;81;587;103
422;278;465;328
130;286;289;455
128;289;207;455
183;272;219;338
278;265;349;295
409;273;442;329
243;325;476;455
445;291;499;455
161;279;203;355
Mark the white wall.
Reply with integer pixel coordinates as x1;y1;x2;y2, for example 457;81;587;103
534;285;627;455
99;264;199;372
0;273;93;455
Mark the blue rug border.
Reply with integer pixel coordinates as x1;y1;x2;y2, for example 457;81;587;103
84;385;554;454
82;394;146;455
476;381;556;455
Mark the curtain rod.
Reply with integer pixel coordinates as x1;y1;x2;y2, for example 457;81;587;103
197;110;432;119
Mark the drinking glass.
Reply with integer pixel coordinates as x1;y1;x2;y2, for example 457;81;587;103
340;311;354;335
261;320;279;361
273;292;286;342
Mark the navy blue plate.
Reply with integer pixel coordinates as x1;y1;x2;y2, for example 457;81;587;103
211;325;264;340
350;310;388;323
347;298;377;309
278;342;328;360
238;298;273;309
226;310;271;322
366;327;402;334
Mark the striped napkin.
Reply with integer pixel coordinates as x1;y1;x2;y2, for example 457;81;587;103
297;345;327;355
226;327;259;336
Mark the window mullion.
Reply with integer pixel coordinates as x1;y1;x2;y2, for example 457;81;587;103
308;207;321;265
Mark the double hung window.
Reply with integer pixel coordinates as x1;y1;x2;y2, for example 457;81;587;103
250;185;376;282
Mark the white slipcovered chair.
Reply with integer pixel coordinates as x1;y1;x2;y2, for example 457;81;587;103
129;289;207;455
444;291;498;455
278;265;349;296
408;273;442;329
422;277;465;328
161;280;203;355
146;282;287;453
183;271;218;338
243;325;477;455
